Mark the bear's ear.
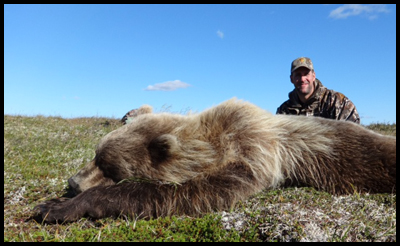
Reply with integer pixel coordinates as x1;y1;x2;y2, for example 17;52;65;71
148;134;180;164
137;105;153;115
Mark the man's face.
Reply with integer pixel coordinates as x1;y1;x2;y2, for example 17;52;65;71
290;67;316;100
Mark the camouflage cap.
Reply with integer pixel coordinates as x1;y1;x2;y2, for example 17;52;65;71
291;57;314;74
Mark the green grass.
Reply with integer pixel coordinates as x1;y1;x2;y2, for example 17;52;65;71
4;115;396;242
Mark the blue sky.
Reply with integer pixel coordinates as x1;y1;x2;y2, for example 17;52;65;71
4;4;396;125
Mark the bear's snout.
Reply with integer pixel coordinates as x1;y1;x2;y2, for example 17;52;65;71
68;177;82;194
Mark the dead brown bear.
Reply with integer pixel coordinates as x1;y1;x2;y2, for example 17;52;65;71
34;98;396;223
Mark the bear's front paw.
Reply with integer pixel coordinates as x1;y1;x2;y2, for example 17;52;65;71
32;198;75;223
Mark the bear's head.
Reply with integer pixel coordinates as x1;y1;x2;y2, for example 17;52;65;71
67;104;172;194
67;104;214;195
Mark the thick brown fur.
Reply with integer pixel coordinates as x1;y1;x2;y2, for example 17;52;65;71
34;98;396;223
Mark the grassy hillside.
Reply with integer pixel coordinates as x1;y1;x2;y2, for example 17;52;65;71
4;115;396;242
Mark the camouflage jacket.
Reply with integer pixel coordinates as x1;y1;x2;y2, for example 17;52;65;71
276;79;360;124
121;109;140;125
